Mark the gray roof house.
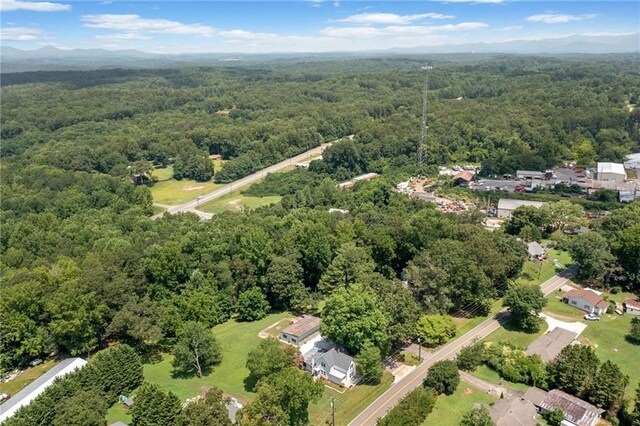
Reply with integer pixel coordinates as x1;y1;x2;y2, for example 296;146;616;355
0;358;88;423
307;348;358;388
526;327;578;362
527;241;546;260
487;396;538;426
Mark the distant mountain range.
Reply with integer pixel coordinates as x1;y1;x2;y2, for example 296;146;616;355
2;33;638;72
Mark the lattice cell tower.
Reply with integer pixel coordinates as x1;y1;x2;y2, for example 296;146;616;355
418;65;432;166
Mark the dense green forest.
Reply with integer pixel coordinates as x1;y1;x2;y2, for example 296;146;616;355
1;55;639;381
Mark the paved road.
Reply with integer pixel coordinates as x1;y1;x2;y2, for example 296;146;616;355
151;142;333;220
348;265;578;426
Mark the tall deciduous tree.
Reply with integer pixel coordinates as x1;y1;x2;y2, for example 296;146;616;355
264;255;309;311
503;283;547;332
320;283;390;354
239;367;323;426
246;338;300;386
175;386;233;426
131;383;182;426
376;387;436;426
567;232;616;282
172;322;222;378
355;341;383;384
460;406;495;426
415;314;456;347
236;287;270;322
424;360;460;396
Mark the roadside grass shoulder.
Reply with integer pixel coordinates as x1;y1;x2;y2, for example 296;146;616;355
421;380;496;426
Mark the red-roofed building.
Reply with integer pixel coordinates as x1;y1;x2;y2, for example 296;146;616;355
562;289;609;315
453;171;475;187
624;299;640;316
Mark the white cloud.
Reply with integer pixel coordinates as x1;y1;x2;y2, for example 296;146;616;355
82;14;216;36
338;12;454;25
0;26;45;40
526;13;597;24
1;0;70;12
95;33;151;41
321;22;488;37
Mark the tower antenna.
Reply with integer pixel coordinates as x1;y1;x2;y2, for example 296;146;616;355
419;65;432;166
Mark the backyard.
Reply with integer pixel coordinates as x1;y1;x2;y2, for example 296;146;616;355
421;380;496;426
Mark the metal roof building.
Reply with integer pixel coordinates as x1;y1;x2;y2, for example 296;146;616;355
596;162;626;183
0;358;87;422
497;199;544;218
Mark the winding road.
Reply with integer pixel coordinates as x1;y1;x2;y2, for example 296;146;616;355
348;265;578;426
152;141;334;220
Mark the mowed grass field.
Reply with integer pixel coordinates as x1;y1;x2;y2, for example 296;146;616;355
107;312;393;424
150;165;223;205
544;293;640;400
421;380;496;426
198;189;281;214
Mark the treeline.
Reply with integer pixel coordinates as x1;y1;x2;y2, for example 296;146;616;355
2;57;638;185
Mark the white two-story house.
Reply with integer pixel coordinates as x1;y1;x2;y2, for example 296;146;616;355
305;348;358;388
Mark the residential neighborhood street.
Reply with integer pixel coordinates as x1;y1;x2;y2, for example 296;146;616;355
348;265;578;426
152;142;334;220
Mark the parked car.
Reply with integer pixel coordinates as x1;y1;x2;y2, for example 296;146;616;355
584;313;600;321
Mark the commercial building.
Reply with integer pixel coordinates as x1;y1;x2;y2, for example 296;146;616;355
497;199;544;218
596;162;626;183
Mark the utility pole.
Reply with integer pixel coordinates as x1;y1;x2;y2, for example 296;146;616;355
418;65;433;166
331;397;335;426
417;337;422;361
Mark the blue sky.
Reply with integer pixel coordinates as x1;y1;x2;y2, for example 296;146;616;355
1;1;638;53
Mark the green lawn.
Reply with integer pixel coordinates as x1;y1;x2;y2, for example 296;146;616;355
152;165;174;181
149;178;223;205
545;293;640;400
308;372;393;425
515;247;572;286
0;359;58;396
106;403;132;425
482;320;548;349
198;189;281;214
468;365;530;392
422;380;496;426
